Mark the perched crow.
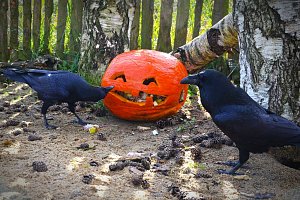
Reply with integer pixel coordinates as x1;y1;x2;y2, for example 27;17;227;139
2;68;114;129
181;69;300;174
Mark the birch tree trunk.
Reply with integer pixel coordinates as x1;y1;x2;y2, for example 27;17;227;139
234;0;300;122
79;0;136;73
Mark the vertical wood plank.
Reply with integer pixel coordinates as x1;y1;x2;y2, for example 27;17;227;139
156;0;174;52
23;0;32;59
56;0;68;58
141;0;154;49
32;0;42;53
174;0;190;50
10;0;19;60
0;0;9;61
212;0;229;25
42;0;53;54
192;0;204;38
130;0;141;50
69;0;83;53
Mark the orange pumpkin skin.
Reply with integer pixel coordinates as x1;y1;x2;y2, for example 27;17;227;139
101;50;188;121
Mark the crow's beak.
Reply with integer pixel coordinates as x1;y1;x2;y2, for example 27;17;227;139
180;75;199;85
104;86;114;93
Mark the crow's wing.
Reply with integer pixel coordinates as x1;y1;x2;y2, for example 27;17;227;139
213;105;300;152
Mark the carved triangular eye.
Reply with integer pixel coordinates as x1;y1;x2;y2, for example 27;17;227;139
143;78;157;85
114;74;126;82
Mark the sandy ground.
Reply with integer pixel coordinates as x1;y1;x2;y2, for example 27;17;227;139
0;82;300;200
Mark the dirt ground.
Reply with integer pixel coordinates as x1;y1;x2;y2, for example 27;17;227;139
1;82;300;200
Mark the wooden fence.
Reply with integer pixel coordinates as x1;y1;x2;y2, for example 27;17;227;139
0;0;221;63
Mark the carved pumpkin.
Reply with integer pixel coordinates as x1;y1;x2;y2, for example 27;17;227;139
101;50;188;121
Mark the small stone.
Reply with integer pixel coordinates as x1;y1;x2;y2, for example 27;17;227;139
21;85;29;90
200;139;222;149
97;133;107;141
78;143;89;150
192;134;209;143
32;161;48;172
23;127;35;133
49;105;61;112
6;119;20;127
0;106;4;112
11;128;24;136
49;135;58;140
141;180;150;189
183;167;191;174
3;101;10;107
109;162;125;171
90;161;99;167
20;121;31;127
20;105;28;112
141;158;151;170
82;174;95;184
190;145;202;161
131;174;143;186
28;134;42;141
172;139;185;148
61;107;69;113
194;171;212;178
5;110;13;114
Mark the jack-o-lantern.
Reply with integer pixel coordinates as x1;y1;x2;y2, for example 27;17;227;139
101;50;188;121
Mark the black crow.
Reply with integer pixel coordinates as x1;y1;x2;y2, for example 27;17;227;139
181;69;300;174
2;68;114;129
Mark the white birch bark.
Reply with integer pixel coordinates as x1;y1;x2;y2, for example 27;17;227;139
79;0;136;73
234;0;300;122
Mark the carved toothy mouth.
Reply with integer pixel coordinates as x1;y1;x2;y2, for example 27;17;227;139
114;90;167;106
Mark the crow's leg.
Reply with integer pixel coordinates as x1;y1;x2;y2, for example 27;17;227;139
41;102;57;129
218;149;249;175
68;103;87;125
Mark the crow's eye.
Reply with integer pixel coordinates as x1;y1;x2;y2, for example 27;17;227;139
143;78;157;85
114;74;126;82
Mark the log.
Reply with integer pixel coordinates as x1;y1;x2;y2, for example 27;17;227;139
173;13;238;73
